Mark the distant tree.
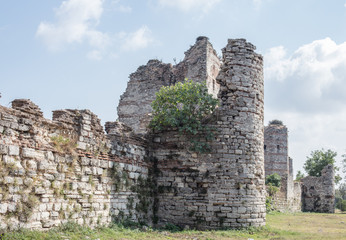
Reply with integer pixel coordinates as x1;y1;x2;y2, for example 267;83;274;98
304;149;341;184
342;152;346;175
269;119;283;125
336;199;346;212
336;183;346;200
295;170;305;181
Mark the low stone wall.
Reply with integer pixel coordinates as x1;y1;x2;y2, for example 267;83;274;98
301;164;335;213
0;100;151;230
270;177;301;212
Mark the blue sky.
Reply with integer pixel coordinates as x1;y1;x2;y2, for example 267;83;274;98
1;0;346;180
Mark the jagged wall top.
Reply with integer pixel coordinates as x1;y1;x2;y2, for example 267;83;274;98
117;37;221;134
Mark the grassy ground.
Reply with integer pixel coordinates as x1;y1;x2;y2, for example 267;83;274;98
1;212;346;240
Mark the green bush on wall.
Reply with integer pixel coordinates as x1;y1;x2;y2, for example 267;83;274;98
150;79;219;153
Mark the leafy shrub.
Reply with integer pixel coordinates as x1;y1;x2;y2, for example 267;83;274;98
150;79;219;153
265;173;281;188
265;173;281;213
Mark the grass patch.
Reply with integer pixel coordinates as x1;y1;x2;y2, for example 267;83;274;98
1;212;346;239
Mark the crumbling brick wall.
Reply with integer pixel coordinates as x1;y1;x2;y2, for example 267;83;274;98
0;100;152;230
301;164;335;213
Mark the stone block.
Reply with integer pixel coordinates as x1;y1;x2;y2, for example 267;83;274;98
81;157;90;166
27;160;37;170
8;145;19;156
0;203;7;214
0;144;7;154
38;160;51;171
22;148;37;159
237;207;247;214
77;141;87;150
35;187;46;195
41;212;50;220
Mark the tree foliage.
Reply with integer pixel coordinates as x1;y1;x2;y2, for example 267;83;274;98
265;173;281;212
304;149;341;184
295;170;305;181
265;173;282;188
150;79;219;153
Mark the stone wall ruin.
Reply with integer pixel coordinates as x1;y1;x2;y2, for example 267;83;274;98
0;37;267;230
301;164;335;213
1;36;335;231
264;122;335;213
264;122;300;211
0;99;153;230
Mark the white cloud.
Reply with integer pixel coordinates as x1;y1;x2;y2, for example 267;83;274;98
36;0;110;51
87;50;103;61
111;0;132;13
265;38;346;113
264;38;346;178
36;0;155;58
157;0;221;12
121;26;154;51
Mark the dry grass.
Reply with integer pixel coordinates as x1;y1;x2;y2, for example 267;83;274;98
1;212;346;240
265;211;346;240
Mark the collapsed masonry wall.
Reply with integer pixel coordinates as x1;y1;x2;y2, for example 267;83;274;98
301;164;335;213
117;37;221;135
0;100;152;230
151;39;266;229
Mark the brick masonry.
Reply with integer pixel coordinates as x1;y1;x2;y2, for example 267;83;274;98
0;100;152;230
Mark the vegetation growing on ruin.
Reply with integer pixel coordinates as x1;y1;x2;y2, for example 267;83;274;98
150;79;219;153
265;173;281;212
304;149;341;184
50;135;77;154
269;119;283;125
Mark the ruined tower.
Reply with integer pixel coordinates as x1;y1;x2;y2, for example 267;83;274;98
152;39;265;229
117;37;221;134
264;122;290;178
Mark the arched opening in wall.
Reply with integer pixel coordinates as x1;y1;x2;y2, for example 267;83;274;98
277;145;280;153
264;145;267;151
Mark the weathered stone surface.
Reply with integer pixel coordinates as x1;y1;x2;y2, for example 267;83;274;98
301;164;335;213
1;36;324;232
152;38;266;229
0;100;151;230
